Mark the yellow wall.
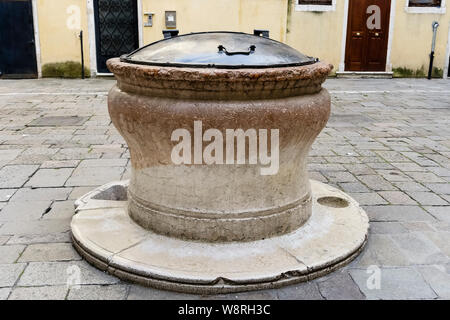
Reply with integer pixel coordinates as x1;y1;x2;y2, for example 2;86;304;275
390;0;450;73
141;0;288;44
34;0;450;77
37;0;90;67
286;0;346;73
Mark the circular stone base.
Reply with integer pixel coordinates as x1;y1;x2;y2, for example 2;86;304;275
71;180;369;294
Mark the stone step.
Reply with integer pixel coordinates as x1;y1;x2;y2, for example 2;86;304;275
336;71;393;79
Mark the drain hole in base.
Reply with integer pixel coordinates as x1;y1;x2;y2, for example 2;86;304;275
92;185;128;201
317;196;349;208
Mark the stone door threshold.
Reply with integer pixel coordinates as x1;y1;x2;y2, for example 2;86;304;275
336;71;394;79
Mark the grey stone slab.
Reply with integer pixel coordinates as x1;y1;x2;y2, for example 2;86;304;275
40;160;80;169
316;272;365;300
349;267;437;300
221;289;279;300
390;232;448;264
348;193;388;205
127;284;201;300
322;171;357;183
417;265;450;299
9;187;72;202
392;181;429;192
68;187;95;200
407;172;446;183
424;183;450;195
7;232;71;245
391;162;427;172
375;151;410;163
25;168;74;188
65;166;124;187
0;219;71;236
424;206;450;222
401;222;436;232
422;231;450;257
0;149;23;161
276;282;323;300
0;245;25;263
18;261;119;287
378;191;417;205
338;182;370;193
406;192;448;206
370;222;408;234
364;205;435;222
9;286;68;300
376;170;412;182
427;166;450;177
0;165;38;188
343;164;376;175
0;288;10;300
0;236;9;245
0;201;52;221
78;159;128;167
357;175;396;191
67;284;128;300
18;243;80;262
28;116;88;127
0;263;26;287
43;201;75;220
0;189;17;202
361;234;410;266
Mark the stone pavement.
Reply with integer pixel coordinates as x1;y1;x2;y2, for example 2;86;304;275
0;77;449;300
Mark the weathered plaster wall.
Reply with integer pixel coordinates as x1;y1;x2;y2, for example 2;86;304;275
36;0;90;67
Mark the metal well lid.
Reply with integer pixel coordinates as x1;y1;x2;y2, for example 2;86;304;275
120;31;318;69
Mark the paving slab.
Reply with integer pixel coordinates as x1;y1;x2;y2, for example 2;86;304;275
0;288;10;300
18;261;119;287
0;245;25;263
276;282;323;300
43;201;75;220
0;264;26;287
0;201;52;221
349;267;437;300
65;166;124;187
364;205;435;222
0;189;17;202
9;286;68;300
316;272;365;300
390;232;449;264
18;243;80;262
28;116;88;127
0;219;71;236
6;232;70;245
406;192;448;206
9;188;72;202
25;168;74;188
0;165;38;188
424;206;450;223
67;284;128;300
417;265;450;299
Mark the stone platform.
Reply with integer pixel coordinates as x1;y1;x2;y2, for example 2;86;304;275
71;180;368;294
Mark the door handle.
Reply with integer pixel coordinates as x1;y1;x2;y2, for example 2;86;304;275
374;32;380;37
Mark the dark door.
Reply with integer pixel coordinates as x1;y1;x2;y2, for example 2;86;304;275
94;0;139;73
0;0;37;78
448;56;450;77
345;0;391;71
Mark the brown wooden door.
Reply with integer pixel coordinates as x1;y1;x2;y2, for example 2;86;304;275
345;0;391;71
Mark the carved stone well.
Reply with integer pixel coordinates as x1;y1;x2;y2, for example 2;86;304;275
71;32;369;294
